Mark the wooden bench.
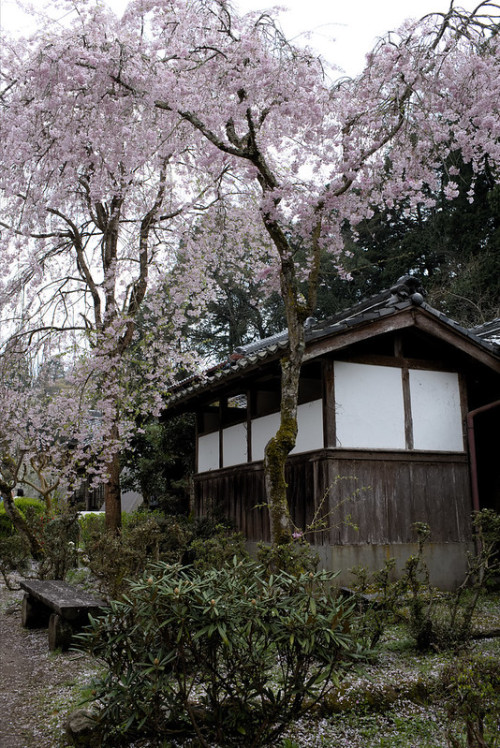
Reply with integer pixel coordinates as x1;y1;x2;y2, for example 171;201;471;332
20;579;106;651
339;586;383;611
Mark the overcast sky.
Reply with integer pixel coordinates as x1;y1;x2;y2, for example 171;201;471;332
0;0;483;75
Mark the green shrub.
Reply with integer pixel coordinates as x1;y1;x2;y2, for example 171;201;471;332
80;509;249;596
0;498;46;585
0;497;45;538
33;512;80;580
0;513;13;539
404;514;500;652
443;654;500;747
0;499;80;581
77;512;106;549
0;534;30;588
186;523;249;570
257;538;319;577
80;510;193;597
79;558;365;747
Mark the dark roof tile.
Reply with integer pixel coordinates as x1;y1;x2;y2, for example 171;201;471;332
166;276;499;409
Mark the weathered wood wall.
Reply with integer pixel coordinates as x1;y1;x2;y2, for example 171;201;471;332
194;449;473;545
323;451;472;545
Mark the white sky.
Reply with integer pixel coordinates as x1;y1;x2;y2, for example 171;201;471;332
0;0;484;74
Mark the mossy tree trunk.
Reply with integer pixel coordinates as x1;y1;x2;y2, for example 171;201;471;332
262;242;317;545
263;353;302;545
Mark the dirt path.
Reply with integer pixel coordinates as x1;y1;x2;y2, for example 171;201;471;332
0;581;98;748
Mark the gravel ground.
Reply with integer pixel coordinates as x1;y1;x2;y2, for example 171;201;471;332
0;579;98;748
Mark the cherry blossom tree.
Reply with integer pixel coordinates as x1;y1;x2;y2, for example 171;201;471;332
0;349;68;554
0;1;257;530
2;0;499;544
111;0;499;543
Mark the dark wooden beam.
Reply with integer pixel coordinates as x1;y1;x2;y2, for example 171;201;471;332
414;315;500;374
322;359;336;448
401;366;414;450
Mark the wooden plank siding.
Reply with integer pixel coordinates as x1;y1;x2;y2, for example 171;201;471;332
194;449;473;545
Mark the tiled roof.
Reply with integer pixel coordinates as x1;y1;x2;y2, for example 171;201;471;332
166;276;499;409
470;318;500;346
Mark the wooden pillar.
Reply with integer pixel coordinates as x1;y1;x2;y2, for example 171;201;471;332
219;398;226;469
195;411;201;473
401;367;414;450
395;334;414;450
247;388;252;463
322;358;336;448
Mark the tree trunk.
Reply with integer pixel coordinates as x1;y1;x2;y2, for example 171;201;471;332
263;256;307;545
104;424;122;532
1;488;42;557
264;356;301;544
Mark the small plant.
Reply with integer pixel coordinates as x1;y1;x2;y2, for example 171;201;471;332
79;558;366;747
471;508;500;590
403;522;437;651
349;557;404;647
403;514;500;652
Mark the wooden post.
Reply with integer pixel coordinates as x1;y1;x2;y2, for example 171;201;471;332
322;358;336;448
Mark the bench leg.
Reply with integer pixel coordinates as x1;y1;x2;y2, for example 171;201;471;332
48;613;73;651
21;594;50;628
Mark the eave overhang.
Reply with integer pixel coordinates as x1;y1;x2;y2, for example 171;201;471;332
163;298;500;419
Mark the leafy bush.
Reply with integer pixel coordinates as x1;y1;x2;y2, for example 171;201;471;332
80;558;365;747
80;510;193;597
77;512;106;549
404;514;500;652
32;512;80;580
0;512;13;539
257;538;319;577
185;523;249;570
0;497;45;538
349;557;405;647
0;498;73;585
443;654;500;747
80;510;249;595
0;534;30;588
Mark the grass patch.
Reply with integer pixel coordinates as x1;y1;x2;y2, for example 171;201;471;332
278;624;500;748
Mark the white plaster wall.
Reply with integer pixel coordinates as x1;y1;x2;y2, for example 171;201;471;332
334;361;406;449
291;399;324;454
197;431;219;472
251;400;323;460
409;369;464;451
251;412;280;461
223;422;248;467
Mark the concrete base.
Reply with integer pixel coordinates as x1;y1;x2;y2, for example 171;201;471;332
247;541;475;590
